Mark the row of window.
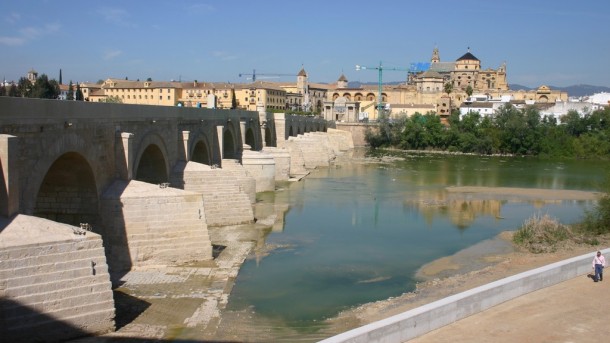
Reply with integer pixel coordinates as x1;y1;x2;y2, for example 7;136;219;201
107;88;173;93
121;95;171;100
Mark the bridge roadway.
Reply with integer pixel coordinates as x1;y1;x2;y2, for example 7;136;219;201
410;271;609;342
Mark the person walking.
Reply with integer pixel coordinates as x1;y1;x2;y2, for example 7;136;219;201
592;251;606;282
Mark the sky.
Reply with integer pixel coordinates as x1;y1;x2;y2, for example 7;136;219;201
1;0;609;88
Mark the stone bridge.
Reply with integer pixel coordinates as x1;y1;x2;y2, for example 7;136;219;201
0;97;353;341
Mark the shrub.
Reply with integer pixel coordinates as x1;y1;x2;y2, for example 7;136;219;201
580;175;610;235
513;213;572;253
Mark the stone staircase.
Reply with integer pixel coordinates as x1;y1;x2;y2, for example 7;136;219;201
172;161;254;227
0;215;115;341
220;159;257;203
99;180;213;272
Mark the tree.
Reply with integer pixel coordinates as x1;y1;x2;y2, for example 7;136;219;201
444;82;453;95
100;95;123;103
465;85;473;97
67;81;75;100
231;90;237;109
75;83;84;101
17;77;31;97
0;84;5;96
146;77;152;82
8;84;18;97
59;69;63;85
30;74;60;99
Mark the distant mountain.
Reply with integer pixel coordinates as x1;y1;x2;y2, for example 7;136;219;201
510;84;610;97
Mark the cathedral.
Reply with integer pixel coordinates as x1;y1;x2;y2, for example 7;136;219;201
322;48;566;122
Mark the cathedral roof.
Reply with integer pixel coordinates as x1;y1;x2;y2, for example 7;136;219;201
338;74;348;82
456;52;480;62
297;68;307;77
429;62;455;73
420;70;443;79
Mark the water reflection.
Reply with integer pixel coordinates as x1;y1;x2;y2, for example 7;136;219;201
228;152;607;334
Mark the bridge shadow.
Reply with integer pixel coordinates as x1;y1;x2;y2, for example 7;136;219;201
1;297;242;342
99;180;134;285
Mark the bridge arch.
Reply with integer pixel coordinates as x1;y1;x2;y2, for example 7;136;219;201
133;133;170;184
34;152;99;228
264;126;275;147
245;127;256;150
190;135;212;165
223;128;238;159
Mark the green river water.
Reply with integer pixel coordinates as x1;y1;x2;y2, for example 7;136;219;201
226;151;609;338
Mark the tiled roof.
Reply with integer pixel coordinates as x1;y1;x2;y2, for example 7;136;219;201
456;52;480;62
338;74;348;82
420;70;443;79
429;62;455;73
298;68;307;77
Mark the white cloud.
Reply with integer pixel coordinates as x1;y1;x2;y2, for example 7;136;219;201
0;36;25;46
104;50;123;60
5;12;21;24
0;22;60;46
97;7;136;28
188;4;215;13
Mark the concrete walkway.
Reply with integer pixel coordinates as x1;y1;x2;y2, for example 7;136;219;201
409;272;609;343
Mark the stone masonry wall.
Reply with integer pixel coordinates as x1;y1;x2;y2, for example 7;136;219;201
0;215;115;342
100;180;213;273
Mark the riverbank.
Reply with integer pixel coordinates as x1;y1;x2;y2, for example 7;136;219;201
82;159;606;342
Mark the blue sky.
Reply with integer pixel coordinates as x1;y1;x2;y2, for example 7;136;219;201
1;0;609;87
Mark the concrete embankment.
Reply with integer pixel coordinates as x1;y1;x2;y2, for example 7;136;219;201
320;248;610;343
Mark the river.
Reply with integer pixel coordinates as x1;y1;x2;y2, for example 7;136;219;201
224;150;608;340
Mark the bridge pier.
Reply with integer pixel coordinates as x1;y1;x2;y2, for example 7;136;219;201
0;97;346;341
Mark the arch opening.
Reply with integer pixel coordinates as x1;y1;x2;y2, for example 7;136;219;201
245;128;256;150
34;152;99;228
265;126;275;147
135;144;168;183
223;130;237;159
192;140;211;165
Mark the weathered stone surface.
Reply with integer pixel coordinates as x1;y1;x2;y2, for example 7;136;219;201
0;215;115;342
99;180;213;272
172;161;254;227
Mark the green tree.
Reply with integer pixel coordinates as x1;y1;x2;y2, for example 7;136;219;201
561;110;586;136
231;90;237;109
17;77;31;97
66;80;74;100
465;85;473;97
444;82;453;95
30;74;60;99
75;83;84;101
8;84;18;97
0;84;6;96
100;95;123;103
67;81;74;100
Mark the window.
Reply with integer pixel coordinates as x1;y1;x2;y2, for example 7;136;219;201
167;96;170;100
159;96;162;100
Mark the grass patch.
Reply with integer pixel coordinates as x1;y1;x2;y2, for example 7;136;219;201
513;213;573;253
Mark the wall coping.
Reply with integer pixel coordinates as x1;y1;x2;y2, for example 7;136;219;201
320;248;610;343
